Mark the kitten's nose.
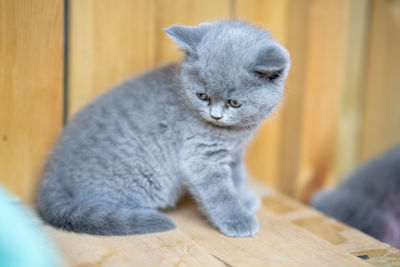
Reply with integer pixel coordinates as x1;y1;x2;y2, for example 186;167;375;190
211;115;223;120
210;102;224;121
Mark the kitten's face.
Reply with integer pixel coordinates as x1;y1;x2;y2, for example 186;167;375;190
181;60;286;127
166;21;290;128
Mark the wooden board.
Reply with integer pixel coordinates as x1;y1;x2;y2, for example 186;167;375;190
64;0;400;204
46;182;400;266
296;0;349;202
336;0;370;180
3;0;399;206
262;189;400;267
67;0;156;117
278;0;310;196
153;0;231;64
67;0;231;118
360;0;400;161
0;0;64;203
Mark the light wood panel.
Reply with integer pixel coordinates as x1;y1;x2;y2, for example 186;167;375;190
64;0;398;201
46;182;399;266
3;0;398;203
47;227;223;266
360;0;400;161
279;0;310;196
336;0;371;180
68;0;231;117
0;0;64;203
153;0;231;64
296;0;351;202
67;0;156;117
298;0;373;200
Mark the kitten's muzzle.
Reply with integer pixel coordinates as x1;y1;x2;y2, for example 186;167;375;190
211;115;223;120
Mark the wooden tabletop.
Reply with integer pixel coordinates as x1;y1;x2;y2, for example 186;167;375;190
46;182;400;267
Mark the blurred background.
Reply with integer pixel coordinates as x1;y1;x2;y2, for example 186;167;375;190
1;0;399;205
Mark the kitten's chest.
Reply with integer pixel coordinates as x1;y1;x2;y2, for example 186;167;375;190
180;126;249;162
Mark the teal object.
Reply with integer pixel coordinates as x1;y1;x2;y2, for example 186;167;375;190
0;187;61;267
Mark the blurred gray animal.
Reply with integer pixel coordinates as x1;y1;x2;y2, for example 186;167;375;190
37;20;290;237
312;146;400;248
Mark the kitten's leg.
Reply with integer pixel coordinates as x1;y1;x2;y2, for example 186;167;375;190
183;153;259;237
230;153;261;214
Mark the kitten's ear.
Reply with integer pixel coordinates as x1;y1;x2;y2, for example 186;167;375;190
252;46;290;81
164;23;211;57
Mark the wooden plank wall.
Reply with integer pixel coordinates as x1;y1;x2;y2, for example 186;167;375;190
67;0;231;117
1;0;399;203
360;0;400;161
68;0;155;117
0;0;64;203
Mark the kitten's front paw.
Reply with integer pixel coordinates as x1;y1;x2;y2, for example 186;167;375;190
242;191;261;214
217;212;259;237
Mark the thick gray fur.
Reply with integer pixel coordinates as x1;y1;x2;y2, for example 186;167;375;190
37;20;290;237
312;146;400;248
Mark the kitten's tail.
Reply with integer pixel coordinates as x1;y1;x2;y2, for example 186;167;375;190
37;180;176;235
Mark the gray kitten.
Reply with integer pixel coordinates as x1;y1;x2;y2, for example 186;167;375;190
37;20;290;237
312;146;400;248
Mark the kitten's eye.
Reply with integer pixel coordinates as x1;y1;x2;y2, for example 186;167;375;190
197;93;210;101
253;69;283;81
227;99;242;108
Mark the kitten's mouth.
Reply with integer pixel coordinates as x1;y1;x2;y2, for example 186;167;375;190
210;119;228;127
199;111;230;127
207;117;227;126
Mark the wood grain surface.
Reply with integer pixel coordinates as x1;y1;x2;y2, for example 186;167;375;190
153;0;231;64
63;0;400;202
360;0;400;161
67;0;155;117
46;182;400;266
336;0;370;181
0;0;64;203
1;0;400;204
296;0;348;201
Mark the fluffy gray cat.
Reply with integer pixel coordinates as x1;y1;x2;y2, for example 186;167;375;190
37;20;290;237
312;146;400;248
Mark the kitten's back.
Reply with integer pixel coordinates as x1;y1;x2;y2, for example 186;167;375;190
37;64;183;235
